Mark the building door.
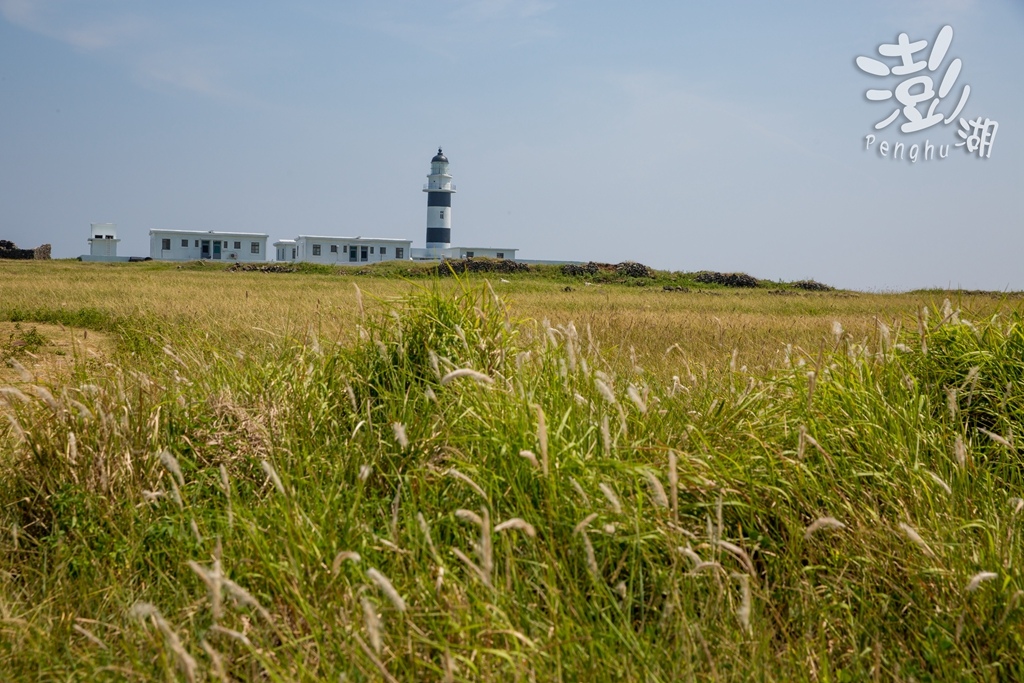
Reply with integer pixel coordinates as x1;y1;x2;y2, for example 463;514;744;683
360;246;368;261
349;246;357;262
201;240;211;259
213;241;222;259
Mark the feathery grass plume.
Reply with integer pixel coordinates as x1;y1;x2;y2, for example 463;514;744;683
603;523;616;535
392;422;408;449
733;573;751;632
494;518;536;537
899;522;936;558
0;386;30;403
159;449;185;488
692;561;722;574
345;384;358;412
601;415;611;456
535;404;549;475
129;602;197;683
832;320;844;343
353;282;364;318
574;512;599;536
168;480;184;509
190;519;203;543
966;572;998;592
361;596;382;654
72;623;108;650
440;368;493;386
332;551;361;575
455;509;484;527
803;517;846;540
208;624;253;647
955;436;967;468
718;541;756;576
644;471;669;508
424;386;437;403
367;568;407;612
947;387;958;421
581;530;599;578
806;371;816;411
1010;498;1024;515
7;358;33;382
518;449;540;470
261;460;286;495
979;428;1013;449
680;546;703;568
452;547;491;588
594;377;617;405
599;483;622;514
6;412;25;442
417;513;442;564
627;385;647;414
187;559;223;622
446;468;488;501
222;577;273;623
67;431;77;464
569;477;590;505
918;307;928;355
927;471;952;495
200;640;229;683
359;464;373;481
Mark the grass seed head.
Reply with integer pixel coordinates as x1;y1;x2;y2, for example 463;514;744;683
966;572;998;592
367;568;407;612
804;517;846;540
599;483;622;514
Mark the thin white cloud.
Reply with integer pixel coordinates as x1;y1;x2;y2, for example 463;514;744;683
0;0;148;51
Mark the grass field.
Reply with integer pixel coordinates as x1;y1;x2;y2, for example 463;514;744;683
2;259;1024;681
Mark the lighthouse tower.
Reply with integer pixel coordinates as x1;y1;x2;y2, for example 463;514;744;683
423;148;455;254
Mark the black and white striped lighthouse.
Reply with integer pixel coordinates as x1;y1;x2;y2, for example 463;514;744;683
423;148;455;252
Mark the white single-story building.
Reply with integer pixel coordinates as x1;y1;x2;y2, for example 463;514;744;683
149;230;269;262
410;246;517;261
274;235;413;264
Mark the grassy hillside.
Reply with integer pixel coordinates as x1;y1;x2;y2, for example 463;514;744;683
2;260;1024;680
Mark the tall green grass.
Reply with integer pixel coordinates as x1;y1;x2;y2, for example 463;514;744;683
2;282;1024;680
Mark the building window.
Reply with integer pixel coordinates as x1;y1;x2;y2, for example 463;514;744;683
496;252;504;259
380;247;386;255
251;242;260;254
181;239;188;248
360;246;368;261
161;238;170;250
312;244;321;256
395;247;404;259
440;209;444;219
343;245;348;253
330;245;338;253
466;251;474;258
370;246;374;254
195;240;199;247
234;241;241;249
292;248;296;259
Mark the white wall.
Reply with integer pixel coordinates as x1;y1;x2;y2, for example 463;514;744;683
293;237;411;264
150;232;268;262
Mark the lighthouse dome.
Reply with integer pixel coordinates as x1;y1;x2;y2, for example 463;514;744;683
431;148;448;163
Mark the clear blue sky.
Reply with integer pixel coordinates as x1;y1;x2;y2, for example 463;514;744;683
1;1;1021;290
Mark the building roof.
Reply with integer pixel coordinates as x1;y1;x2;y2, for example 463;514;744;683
149;229;269;238
295;235;412;243
431;147;448;163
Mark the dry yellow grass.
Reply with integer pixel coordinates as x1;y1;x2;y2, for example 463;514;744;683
1;259;1018;376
